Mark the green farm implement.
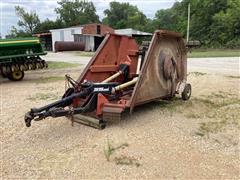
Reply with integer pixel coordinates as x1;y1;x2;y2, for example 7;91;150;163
0;37;47;81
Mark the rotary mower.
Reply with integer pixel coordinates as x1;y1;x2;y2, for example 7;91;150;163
24;30;191;129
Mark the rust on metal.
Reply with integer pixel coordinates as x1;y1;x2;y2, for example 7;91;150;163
77;33;138;83
54;41;85;52
24;30;191;129
130;30;187;112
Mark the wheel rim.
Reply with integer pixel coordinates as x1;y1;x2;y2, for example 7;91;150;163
186;87;191;97
12;71;23;80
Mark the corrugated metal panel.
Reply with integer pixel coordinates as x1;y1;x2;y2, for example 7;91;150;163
115;28;152;36
50;26;83;32
74;34;95;51
50;27;83;52
51;31;60;51
60;30;64;41
64;29;74;41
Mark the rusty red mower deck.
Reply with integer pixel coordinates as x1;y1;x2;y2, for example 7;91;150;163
24;30;191;129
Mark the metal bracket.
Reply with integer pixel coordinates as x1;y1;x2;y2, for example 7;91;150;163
176;80;187;94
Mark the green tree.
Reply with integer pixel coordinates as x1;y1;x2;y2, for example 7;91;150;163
102;2;147;31
15;6;40;34
189;0;228;46
55;0;99;26
153;9;176;31
151;0;238;48
34;19;65;33
6;26;31;38
211;0;240;48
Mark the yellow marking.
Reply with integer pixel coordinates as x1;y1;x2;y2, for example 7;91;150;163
0;40;40;45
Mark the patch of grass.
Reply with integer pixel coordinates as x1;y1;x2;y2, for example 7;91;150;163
203;91;237;100
153;98;185;115
114;156;140;167
47;61;79;69
188;49;240;58
27;92;59;101
186;93;240;118
154;92;239;120
225;75;240;79
195;132;205;137
207;92;225;99
35;76;65;83
74;51;95;57
189;97;217;108
187;92;240;137
196;120;228;138
188;72;207;76
185;113;202;119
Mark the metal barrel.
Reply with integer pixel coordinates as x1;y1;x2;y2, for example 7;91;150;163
54;41;85;52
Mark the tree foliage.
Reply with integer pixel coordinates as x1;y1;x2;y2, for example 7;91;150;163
7;0;240;48
15;6;40;34
6;26;31;38
34;19;64;33
211;0;240;48
102;2;147;31
150;0;240;48
55;0;99;26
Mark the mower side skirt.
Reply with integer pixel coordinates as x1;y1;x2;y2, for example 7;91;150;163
130;30;187;113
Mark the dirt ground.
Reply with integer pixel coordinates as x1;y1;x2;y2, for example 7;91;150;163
0;57;239;179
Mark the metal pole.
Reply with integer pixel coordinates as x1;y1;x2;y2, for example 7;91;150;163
187;3;190;42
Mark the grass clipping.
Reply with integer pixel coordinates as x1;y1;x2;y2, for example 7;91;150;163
149;89;239;144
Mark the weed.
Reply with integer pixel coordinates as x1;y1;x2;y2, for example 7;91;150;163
114;156;140;167
104;140;115;161
195;132;205;137
103;140;141;167
104;140;128;161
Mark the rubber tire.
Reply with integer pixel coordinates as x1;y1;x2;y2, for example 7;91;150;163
181;83;191;101
1;73;7;78
7;71;24;81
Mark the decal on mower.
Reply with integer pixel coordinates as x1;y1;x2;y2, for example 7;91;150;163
93;87;110;92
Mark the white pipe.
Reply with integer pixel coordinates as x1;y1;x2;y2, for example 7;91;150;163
112;54;142;92
102;71;122;83
103;54;142;92
136;55;142;75
112;77;138;93
187;3;191;42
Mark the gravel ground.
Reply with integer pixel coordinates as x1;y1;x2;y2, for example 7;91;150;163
44;51;91;65
0;53;240;179
188;57;240;76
